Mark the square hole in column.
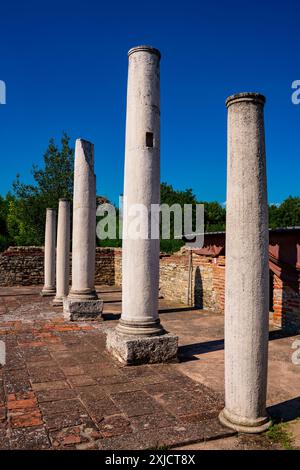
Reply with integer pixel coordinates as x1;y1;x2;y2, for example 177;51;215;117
146;132;154;148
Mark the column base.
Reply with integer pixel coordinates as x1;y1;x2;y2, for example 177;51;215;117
63;296;103;321
116;318;165;336
68;288;98;300
52;296;65;306
40;287;56;297
106;328;178;365
219;408;271;434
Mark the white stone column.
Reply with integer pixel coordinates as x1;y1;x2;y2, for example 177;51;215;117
53;199;70;306
41;208;56;296
219;92;271;433
106;45;178;364
63;139;103;320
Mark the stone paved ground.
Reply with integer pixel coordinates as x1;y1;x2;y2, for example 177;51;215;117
0;285;299;450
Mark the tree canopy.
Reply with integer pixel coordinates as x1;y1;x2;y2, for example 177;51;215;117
269;197;300;229
5;133;74;246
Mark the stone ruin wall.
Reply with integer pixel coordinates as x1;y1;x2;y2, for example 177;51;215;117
0;247;45;286
0;246;121;288
159;251;225;313
0;246;225;312
0;246;299;331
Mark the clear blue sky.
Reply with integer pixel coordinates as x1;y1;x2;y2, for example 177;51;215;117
0;0;299;206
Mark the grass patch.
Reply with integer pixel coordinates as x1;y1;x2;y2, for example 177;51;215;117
267;422;294;450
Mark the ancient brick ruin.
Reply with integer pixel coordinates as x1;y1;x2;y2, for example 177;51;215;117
1;234;299;334
0;45;299;448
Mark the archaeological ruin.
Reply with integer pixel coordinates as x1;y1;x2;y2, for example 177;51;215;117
106;45;178;365
53;199;70;307
63;139;103;321
0;45;299;450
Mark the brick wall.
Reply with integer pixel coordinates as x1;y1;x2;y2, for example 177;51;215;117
0;247;226;313
1;246;299;332
95;248;122;286
159;250;225;313
273;274;300;332
0;247;121;287
0;247;44;286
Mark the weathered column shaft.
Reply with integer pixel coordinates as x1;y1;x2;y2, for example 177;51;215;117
120;45;161;335
219;92;271;433
106;45;178;364
41;208;56;296
71;139;96;297
53;199;70;306
63;139;103;320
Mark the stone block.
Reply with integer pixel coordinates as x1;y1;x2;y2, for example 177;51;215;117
63;298;103;321
106;328;178;365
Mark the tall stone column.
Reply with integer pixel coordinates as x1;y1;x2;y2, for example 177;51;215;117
53;199;70;306
219;93;271;433
106;45;178;364
41;208;56;296
63;139;103;320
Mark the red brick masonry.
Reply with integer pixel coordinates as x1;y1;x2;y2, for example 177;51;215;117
0;232;299;332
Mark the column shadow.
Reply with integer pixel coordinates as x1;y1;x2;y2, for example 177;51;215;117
178;339;224;362
194;266;203;309
268;396;300;423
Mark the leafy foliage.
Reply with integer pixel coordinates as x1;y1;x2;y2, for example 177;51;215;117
96;207;122;248
0;194;13;251
160;183;226;252
160;182;198;252
7;133;74;246
160;182;196;206
269;197;300;229
200;200;226;233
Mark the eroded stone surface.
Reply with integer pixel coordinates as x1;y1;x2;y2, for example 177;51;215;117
106;328;178;365
222;92;270;433
41;209;56;296
53;199;70;305
63;298;103;321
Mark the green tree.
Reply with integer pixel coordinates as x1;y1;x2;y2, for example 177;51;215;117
268;203;280;229
200;201;226;232
160;183;198;253
275;197;300;228
0;195;8;238
160;182;196;206
96;206;122;248
160;183;227;251
0;194;13;251
10;133;74;245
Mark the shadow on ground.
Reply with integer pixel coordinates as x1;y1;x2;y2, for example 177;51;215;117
268;397;300;422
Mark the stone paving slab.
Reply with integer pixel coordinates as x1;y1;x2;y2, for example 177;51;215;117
0;286;233;450
0;285;299;450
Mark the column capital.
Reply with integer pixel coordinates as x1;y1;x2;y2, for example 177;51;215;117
226;92;266;108
128;45;161;60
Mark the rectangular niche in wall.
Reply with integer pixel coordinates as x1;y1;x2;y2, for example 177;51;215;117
146;132;154;148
